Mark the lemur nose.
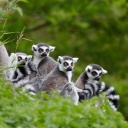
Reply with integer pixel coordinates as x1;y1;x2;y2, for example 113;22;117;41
41;52;47;56
67;67;72;71
94;77;100;81
20;60;26;65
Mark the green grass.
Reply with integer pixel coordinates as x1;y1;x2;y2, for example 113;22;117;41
0;77;127;128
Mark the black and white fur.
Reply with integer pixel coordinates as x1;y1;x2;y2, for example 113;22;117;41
32;43;57;79
39;56;79;94
75;64;120;111
8;52;37;88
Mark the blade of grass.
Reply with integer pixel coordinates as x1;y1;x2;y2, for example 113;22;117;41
22;38;32;42
2;19;7;29
15;27;25;52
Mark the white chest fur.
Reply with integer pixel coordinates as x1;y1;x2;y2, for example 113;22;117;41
87;78;98;85
33;57;42;68
66;71;72;82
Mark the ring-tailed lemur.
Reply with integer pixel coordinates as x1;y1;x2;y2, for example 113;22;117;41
75;64;120;111
39;56;79;94
8;52;37;88
32;43;57;79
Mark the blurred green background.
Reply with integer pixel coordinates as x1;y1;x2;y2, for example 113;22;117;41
0;0;128;120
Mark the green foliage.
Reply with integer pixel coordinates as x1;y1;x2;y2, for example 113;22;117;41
0;0;25;20
0;78;127;128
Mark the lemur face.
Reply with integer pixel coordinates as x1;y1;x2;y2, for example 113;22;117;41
32;43;55;59
16;52;32;66
85;64;107;81
57;56;78;72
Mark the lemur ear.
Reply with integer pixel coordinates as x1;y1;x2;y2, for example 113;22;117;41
57;56;63;64
8;53;17;67
32;45;37;51
10;53;16;58
102;68;107;74
10;53;17;63
73;57;79;63
27;55;32;61
49;46;55;52
85;65;92;72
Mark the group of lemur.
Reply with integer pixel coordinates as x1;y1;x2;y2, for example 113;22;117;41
7;43;120;111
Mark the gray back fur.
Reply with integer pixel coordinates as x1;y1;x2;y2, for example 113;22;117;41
75;72;87;89
39;66;68;93
37;56;57;79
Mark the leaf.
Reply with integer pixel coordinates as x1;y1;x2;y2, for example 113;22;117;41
15;7;23;16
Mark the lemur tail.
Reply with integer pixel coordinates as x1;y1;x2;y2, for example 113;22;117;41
99;82;120;111
78;82;120;111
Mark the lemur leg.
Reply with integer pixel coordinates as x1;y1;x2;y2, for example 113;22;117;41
11;69;24;83
75;87;84;92
73;93;79;106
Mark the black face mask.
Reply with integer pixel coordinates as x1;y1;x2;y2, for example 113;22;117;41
93;77;100;81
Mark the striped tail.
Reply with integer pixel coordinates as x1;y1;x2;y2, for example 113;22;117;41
99;82;120;111
78;82;120;111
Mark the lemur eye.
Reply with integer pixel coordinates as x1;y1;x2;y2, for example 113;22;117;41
18;56;22;61
91;71;98;76
38;48;43;53
71;62;73;66
25;58;27;61
46;49;49;53
63;62;69;66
